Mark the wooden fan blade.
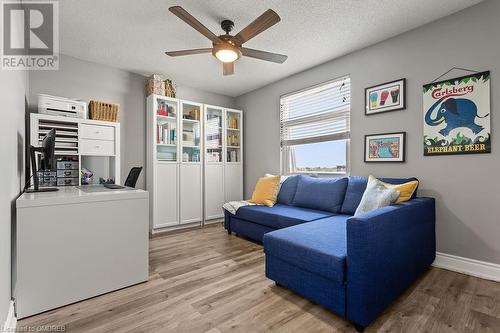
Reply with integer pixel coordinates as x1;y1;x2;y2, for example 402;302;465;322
165;48;212;57
232;9;280;45
223;62;234;76
240;47;287;63
169;6;221;43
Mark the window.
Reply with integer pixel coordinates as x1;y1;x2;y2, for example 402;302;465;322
280;76;350;174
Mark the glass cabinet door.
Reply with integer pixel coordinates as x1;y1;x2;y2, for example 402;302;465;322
181;102;201;162
205;107;223;163
226;110;241;163
156;97;178;162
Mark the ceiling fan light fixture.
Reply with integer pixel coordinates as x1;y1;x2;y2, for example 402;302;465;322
215;49;238;62
212;43;241;63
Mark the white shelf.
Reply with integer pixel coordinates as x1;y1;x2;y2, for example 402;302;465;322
182;118;200;123
55;151;79;156
157;143;176;147
39;129;78;137
39;124;78;131
227;128;240;131
157;115;176;121
227;145;241;149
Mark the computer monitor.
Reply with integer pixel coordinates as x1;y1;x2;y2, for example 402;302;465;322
26;128;59;193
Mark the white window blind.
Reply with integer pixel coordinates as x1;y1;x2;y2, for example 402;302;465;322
280;76;351;147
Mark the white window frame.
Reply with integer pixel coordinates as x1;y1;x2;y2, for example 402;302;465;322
279;76;351;176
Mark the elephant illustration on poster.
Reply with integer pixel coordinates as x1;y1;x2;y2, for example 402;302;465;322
424;96;489;136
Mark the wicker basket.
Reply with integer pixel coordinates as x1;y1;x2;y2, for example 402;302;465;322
89;101;119;122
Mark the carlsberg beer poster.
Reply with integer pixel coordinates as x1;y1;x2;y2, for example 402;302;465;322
423;71;490;156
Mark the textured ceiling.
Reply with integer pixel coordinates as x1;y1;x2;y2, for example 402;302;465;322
59;0;483;97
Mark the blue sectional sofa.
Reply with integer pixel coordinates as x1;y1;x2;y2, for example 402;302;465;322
224;175;435;331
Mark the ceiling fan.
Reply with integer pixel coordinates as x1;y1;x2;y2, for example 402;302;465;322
165;6;288;75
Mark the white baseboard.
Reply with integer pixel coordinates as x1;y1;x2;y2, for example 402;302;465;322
2;301;16;332
433;252;500;282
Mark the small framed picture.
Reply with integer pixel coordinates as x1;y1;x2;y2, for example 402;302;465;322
365;78;406;115
364;132;406;163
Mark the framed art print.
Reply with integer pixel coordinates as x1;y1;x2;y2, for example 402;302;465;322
423;71;490;156
365;78;406;115
364;132;406;162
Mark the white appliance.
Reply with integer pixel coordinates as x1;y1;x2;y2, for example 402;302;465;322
38;94;87;119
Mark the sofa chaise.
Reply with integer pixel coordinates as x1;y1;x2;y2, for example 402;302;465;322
224;175;435;331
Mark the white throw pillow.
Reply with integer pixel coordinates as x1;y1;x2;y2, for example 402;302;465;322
354;176;400;216
264;173;289;194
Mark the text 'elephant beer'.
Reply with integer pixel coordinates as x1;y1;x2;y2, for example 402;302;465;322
422;71;491;156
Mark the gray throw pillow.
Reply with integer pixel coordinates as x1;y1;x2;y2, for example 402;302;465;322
354;176;400;216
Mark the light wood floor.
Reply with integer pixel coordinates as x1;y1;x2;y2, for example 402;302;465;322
19;223;500;332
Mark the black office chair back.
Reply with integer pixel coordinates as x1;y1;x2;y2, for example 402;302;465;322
124;167;143;188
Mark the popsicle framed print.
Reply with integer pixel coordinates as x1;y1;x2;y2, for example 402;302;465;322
365;78;406;115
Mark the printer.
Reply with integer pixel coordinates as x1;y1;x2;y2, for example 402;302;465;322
38;94;87;119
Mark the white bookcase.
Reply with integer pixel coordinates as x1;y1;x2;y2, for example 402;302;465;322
30;113;120;187
204;106;244;222
147;95;243;232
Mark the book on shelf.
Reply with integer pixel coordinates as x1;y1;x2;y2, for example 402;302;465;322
227;133;240;146
183;108;200;121
157;123;176;144
228;115;239;129
228;149;238;162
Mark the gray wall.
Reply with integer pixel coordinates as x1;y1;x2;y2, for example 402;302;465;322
29;55;235;189
236;0;500;264
0;54;27;325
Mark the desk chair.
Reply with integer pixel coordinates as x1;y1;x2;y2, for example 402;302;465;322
124;167;143;188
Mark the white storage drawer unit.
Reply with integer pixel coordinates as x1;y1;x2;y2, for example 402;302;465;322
80;139;115;155
31;114;121;186
56;169;79;178
57;178;79;186
80;123;115;141
57;161;79;170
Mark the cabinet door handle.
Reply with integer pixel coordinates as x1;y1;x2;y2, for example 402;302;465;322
95;145;101;148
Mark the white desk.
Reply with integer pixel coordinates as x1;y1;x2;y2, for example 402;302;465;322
15;186;149;318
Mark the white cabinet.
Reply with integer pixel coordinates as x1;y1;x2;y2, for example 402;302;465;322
224;108;243;202
203;106;243;223
155;163;178;228
147;96;204;231
205;164;224;220
179;101;203;224
147;95;242;232
80;139;115;156
79;124;115;141
225;164;243;202
180;164;202;223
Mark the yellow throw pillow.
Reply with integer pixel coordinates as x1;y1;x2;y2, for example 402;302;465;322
369;175;419;203
249;175;281;207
